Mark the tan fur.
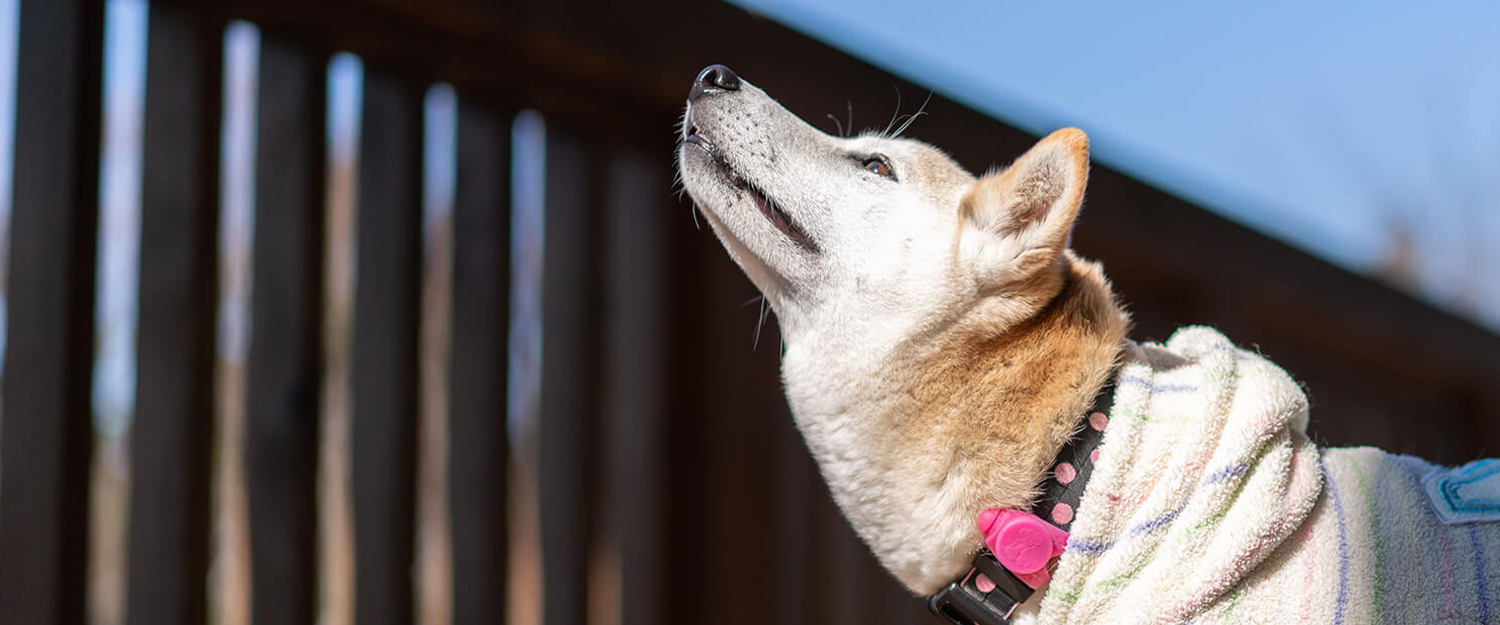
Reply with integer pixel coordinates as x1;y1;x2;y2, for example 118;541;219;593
899;252;1130;518
784;130;1130;592
907;129;1128;520
963;128;1089;236
961;129;1093;285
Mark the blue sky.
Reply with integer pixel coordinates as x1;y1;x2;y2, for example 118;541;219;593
730;0;1500;329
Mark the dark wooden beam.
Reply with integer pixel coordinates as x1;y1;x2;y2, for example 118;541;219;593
245;34;328;625
536;125;603;625
350;67;424;625
0;1;105;623
126;4;225;625
600;147;671;625
447;99;512;625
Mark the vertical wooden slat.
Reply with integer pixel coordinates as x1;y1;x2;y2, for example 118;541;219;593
125;3;224;625
244;35;327;625
813;498;874;625
601;147;668;625
537;127;602;625
660;184;724;625
773;423;815;625
0;1;105;624
447;101;510;625
660;142;791;625
350;68;423;625
700;251;782;625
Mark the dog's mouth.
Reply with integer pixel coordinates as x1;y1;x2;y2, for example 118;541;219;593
685;125;820;254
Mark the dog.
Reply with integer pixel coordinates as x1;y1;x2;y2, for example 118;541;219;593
676;64;1500;624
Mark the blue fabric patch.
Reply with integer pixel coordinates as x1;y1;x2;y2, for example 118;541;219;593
1423;459;1500;525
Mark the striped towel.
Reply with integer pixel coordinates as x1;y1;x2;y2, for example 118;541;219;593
1015;326;1500;624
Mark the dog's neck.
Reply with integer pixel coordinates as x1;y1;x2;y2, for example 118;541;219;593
780;251;1131;593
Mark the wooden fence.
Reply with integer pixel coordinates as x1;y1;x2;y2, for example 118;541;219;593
3;1;1499;625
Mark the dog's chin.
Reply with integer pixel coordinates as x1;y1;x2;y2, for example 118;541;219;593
679;134;819;255
699;199;787;299
679;152;795;302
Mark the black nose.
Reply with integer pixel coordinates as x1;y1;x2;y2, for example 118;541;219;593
688;64;741;102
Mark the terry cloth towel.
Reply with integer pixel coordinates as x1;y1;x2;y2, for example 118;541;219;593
1016;326;1500;625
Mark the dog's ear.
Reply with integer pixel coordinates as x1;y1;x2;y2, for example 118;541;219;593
959;127;1090;286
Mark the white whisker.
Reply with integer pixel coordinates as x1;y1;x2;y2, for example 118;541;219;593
827;113;846;138
891;91;934;138
883;86;904;137
753;296;770;351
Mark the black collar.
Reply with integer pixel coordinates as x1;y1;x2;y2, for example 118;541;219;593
926;381;1116;625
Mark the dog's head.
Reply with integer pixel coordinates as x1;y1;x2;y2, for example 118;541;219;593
678;65;1125;594
678;65;1091;349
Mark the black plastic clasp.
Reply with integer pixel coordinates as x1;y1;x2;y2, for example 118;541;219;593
924;551;1033;625
927;580;1008;625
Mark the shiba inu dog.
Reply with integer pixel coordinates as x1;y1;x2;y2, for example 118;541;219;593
677;64;1500;624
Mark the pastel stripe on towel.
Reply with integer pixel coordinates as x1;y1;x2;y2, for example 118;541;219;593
1067;462;1247;556
1326;456;1350;625
1149;442;1320;625
1115;375;1198;394
1439;510;1459;620
1347;457;1387;624
1471;523;1491;625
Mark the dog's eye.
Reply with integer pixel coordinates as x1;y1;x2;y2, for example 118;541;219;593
862;156;895;179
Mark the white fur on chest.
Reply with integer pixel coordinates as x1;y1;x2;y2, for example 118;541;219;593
781;336;980;594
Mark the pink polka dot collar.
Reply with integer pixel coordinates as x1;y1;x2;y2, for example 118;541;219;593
927;382;1117;624
1030;406;1111;533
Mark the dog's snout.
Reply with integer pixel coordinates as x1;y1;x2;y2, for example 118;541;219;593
689;64;741;102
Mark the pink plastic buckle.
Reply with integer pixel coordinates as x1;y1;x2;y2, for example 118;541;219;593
977;508;1069;589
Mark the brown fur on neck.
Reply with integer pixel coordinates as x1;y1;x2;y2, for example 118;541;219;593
895;250;1130;519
